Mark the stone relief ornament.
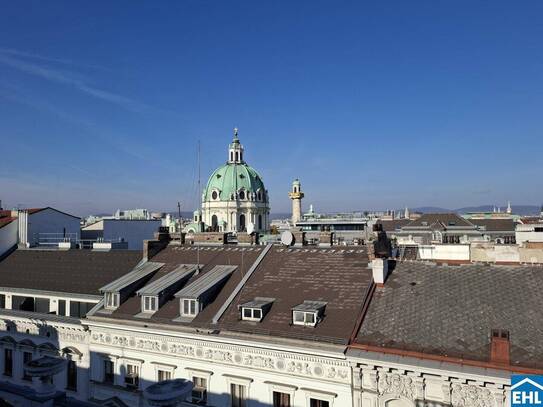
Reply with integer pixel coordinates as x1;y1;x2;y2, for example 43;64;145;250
451;384;495;407
378;372;418;400
90;329;350;383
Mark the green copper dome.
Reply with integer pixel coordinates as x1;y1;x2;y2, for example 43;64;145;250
203;162;267;202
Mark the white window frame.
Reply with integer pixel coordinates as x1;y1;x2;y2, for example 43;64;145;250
266;381;297;407
224;374;252;406
123;360;142;390
302;387;337;407
186;368;213;405
181;298;199;317
241;307;263;321
152;362;176;382
105;292;119;309
142;295;158;313
293;311;317;327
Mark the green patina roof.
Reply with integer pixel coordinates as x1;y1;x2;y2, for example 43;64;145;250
203;162;266;202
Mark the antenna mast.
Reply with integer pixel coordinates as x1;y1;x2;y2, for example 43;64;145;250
197;140;201;270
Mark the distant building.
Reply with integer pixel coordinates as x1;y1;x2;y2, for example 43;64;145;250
394;213;517;245
296;205;368;244
516;216;543;245
0;207;80;255
80;219;161;250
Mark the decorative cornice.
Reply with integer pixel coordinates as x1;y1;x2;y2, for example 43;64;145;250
90;327;351;383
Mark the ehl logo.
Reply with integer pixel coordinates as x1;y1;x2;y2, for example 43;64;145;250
511;376;543;406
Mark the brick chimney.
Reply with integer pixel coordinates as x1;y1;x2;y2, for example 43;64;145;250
490;329;510;365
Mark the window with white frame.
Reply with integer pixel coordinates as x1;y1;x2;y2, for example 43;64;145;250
182;299;198;316
231;383;247;407
124;363;140;389
143;296;157;312
157;369;171;381
105;292;119;309
293;310;316;326
192;376;208;404
242;307;263;321
310;399;329;407
273;391;291;407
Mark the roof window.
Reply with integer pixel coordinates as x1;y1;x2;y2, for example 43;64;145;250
292;301;327;327
239;297;274;322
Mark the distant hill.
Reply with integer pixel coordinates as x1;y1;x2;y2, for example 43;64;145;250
411;206;450;213
411;205;541;216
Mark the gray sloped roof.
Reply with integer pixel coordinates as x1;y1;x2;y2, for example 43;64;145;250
175;265;237;299
0;249;141;296
136;264;199;296
356;262;543;369
100;262;164;293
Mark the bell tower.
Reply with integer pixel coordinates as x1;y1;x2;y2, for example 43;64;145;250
288;179;304;225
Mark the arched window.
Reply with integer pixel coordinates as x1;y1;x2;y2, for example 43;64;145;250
211;191;218;200
211;215;218;231
235;152;239;161
239;214;246;232
230;152;233;161
239;190;245;200
258;214;262;230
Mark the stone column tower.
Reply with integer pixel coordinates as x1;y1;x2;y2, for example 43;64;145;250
288;179;304;226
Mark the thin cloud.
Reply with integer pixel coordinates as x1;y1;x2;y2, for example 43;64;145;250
0;52;149;112
0;47;109;71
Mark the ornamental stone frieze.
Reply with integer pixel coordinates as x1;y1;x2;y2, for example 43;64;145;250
89;328;350;383
451;384;497;407
0;318;86;344
377;371;424;401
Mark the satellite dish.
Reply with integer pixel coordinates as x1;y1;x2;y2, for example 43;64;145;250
281;230;294;246
247;222;255;235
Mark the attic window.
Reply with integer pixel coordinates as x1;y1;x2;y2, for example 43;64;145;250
143;296;157;313
243;308;262;321
240;297;274;322
182;299;198;316
292;301;327;327
105;292;119;309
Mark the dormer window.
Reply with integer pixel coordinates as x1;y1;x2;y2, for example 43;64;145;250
243;308;262;321
143;296;158;313
239;297;274;322
105;292;119;309
292;301;327;327
175;265;237;321
293;311;315;326
182;299;199;316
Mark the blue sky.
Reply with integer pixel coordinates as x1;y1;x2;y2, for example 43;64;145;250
1;1;542;216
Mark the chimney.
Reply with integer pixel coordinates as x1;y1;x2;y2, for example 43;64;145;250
490;329;510;365
371;258;388;286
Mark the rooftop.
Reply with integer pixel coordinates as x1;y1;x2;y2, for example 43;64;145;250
92;244;373;345
0;249;142;296
355;262;543;370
